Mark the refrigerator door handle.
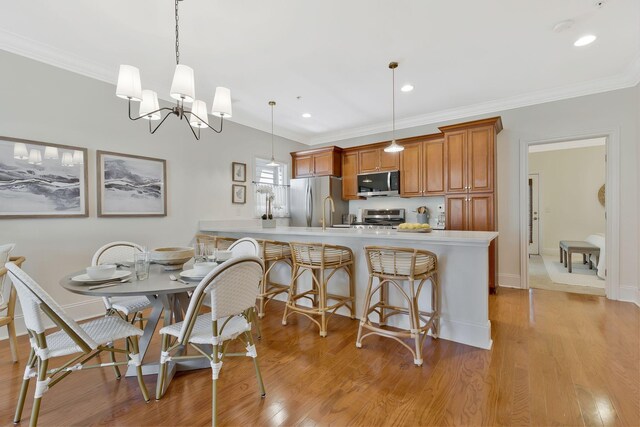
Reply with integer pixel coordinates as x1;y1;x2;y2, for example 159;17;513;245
307;182;313;227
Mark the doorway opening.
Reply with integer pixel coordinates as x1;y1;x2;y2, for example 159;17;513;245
526;137;607;296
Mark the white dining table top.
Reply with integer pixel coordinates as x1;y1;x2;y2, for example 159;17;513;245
60;264;198;297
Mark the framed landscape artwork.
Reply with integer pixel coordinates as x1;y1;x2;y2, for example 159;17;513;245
232;162;246;182
232;184;246;204
0;136;88;218
97;151;167;217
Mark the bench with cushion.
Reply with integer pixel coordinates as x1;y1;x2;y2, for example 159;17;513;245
559;240;600;273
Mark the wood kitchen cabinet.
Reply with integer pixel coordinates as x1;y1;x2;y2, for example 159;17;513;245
440;117;502;293
358;146;399;173
399;135;445;197
341;149;361;200
291;146;343;178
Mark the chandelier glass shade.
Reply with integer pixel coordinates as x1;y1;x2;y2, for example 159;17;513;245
116;0;231;140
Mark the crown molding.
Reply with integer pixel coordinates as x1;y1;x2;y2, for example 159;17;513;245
307;55;640;146
2;28;638;147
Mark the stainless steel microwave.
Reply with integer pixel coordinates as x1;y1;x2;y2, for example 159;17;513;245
357;170;400;197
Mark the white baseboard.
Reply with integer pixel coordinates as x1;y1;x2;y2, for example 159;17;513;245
0;299;105;340
619;285;640;306
438;318;492;350
499;273;522;289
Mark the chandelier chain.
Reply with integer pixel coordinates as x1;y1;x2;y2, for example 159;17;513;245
175;0;180;65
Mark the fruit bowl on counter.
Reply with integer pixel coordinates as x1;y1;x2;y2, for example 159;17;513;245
397;223;432;233
150;247;195;270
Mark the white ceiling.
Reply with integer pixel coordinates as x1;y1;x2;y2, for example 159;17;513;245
1;0;639;145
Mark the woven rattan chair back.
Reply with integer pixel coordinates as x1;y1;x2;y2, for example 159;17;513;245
365;246;437;278
228;238;261;258
92;241;143;266
178;255;264;344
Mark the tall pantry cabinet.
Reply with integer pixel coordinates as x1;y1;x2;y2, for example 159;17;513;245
440;117;502;293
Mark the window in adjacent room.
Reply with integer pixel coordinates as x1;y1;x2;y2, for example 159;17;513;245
254;157;290;218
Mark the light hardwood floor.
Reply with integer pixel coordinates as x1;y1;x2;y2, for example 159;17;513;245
0;288;638;426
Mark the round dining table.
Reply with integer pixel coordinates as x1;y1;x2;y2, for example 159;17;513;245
60;263;209;396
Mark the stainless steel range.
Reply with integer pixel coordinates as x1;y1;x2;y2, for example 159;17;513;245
350;208;405;229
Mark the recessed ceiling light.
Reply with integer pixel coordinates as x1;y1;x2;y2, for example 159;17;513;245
400;84;414;92
574;35;596;47
302;113;312;118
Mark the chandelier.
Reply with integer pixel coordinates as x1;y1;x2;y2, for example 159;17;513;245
115;0;231;140
266;101;278;167
384;61;404;153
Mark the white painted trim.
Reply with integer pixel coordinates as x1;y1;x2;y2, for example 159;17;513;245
528;137;606;153
519;129;620;300
619;285;639;305
1;29;639;147
499;274;522;289
0;299;105;340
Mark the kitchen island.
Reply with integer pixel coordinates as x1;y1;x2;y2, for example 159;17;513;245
199;222;498;349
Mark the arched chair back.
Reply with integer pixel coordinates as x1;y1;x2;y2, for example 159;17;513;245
92;241;144;266
228;238;261;258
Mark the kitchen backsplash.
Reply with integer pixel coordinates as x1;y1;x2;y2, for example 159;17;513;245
348;196;445;226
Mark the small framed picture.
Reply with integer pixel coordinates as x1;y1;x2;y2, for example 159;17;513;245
97;151;167;217
232;162;246;182
232;184;246;204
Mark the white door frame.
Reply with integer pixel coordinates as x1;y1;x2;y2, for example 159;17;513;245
528;173;540;255
519;128;620;299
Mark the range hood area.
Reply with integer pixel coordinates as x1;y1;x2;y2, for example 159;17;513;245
356;170;400;197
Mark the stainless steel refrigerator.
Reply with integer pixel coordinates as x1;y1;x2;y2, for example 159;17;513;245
290;176;348;227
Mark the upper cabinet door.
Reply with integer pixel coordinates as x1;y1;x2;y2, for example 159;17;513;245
358;148;380;173
313;152;333;176
424;139;445;195
399;141;423;197
341;151;360;200
468;126;494;193
379;149;399;171
445;131;467;193
294;155;313;178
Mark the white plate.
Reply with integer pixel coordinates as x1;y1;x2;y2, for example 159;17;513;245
71;270;131;284
180;269;211;280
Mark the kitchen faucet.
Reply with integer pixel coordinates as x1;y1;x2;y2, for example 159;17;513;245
322;196;335;230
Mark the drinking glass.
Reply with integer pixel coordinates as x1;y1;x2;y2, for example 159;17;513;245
134;251;150;281
194;242;211;263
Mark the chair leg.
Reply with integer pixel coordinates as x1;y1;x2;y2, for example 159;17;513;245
246;331;266;398
282;265;298;326
130;337;149;402
211;344;222;427
108;342;122;379
409;279;423;367
252;307;262;340
356;275;375;348
156;334;170;400
319;268;327;337
431;273;440;339
14;348;36;423
30;357;48;427
349;263;356;319
7;320;19;362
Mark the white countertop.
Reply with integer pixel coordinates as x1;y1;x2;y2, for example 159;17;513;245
199;222;498;247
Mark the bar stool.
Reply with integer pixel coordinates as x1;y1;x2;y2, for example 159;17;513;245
195;234;238;251
356;246;439;366
258;240;293;318
283;242;355;337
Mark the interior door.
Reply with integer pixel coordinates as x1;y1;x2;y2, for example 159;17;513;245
528;174;540;255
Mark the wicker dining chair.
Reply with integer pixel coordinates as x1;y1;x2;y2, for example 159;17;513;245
0;243;25;362
155;255;266;427
5;262;149;427
92;241;153;323
195;234;238;251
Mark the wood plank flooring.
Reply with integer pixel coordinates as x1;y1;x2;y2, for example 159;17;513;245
0;288;638;426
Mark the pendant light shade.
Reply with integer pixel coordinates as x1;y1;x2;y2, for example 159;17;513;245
116;65;143;101
28;149;42;165
211;87;232;118
44;146;59;160
139;90;161;120
190;100;209;128
170;64;196;102
384;61;404;153
266;101;278;167
61;152;74;167
13;143;28;160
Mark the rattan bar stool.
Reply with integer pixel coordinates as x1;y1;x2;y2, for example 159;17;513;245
282;242;355;337
195;234;238;251
356;246;439;366
258;240;293;319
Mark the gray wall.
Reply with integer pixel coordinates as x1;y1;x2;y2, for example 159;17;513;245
320;86;639;298
0;50;306;328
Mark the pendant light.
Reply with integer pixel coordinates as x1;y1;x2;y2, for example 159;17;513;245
266;101;278;167
384;62;404;153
